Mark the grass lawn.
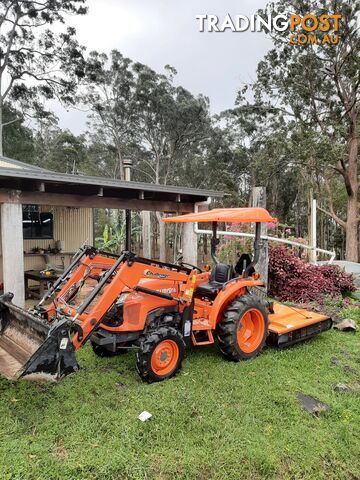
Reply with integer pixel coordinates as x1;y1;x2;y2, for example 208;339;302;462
0;317;359;479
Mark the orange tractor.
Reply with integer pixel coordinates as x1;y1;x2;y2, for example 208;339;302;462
0;208;332;383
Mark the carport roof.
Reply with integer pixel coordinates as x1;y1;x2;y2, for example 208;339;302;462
0;158;223;213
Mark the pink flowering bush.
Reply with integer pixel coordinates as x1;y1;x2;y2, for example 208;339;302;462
269;245;355;303
218;223;253;263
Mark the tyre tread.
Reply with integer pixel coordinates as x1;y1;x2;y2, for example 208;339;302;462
216;294;268;361
136;326;185;383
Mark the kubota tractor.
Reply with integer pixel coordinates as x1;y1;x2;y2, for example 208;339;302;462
0;208;332;383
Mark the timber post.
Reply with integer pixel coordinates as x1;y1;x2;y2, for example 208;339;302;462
251;187;268;294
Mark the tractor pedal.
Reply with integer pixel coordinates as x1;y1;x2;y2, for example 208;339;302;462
191;330;214;346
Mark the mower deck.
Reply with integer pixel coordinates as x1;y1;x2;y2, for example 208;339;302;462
267;303;332;348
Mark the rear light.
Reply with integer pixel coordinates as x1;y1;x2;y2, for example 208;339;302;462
252;272;260;280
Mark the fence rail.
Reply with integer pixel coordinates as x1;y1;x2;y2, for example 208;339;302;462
194;227;336;264
193;198;336;264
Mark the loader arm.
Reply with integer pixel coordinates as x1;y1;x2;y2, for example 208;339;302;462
69;256;195;350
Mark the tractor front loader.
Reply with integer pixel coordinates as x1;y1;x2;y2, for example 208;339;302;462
0;208;333;384
0;246;200;381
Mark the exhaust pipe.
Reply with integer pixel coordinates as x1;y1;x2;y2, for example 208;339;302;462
0;293;78;381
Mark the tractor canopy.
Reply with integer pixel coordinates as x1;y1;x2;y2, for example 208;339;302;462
162;207;277;224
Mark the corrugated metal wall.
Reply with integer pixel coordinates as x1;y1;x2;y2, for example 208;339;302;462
0;206;93;282
22;206;93;253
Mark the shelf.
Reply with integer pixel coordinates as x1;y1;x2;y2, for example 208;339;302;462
24;252;76;257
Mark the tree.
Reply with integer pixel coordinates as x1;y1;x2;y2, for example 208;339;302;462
83;56;212;185
0;0;87;155
2;103;35;161
177;119;247;203
82;50;139;180
33;126;88;174
83;56;212;261
132;63;211;260
234;0;359;261
132;64;211;186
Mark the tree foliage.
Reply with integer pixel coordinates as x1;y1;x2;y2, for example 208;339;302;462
232;0;360;260
82;50;138;180
0;0;87;154
2;103;34;161
33;127;88;174
82;52;212;186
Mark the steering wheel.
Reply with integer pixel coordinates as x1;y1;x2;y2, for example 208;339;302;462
179;261;202;274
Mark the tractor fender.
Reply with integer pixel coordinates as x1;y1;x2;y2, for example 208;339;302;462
209;278;264;329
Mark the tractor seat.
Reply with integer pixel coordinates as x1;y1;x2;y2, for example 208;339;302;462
195;263;231;299
234;253;255;277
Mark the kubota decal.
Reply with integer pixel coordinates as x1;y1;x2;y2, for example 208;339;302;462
143;269;169;279
157;288;176;295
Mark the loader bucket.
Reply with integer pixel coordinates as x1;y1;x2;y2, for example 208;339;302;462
0;293;78;381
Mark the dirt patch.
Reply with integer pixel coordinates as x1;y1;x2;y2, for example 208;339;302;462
51;444;68;461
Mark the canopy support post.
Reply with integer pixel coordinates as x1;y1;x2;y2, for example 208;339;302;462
211;222;219;264
125;209;131;251
244;222;261;277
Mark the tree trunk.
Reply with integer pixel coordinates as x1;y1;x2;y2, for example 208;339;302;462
115;143;124;180
182;223;198;266
0;96;3;156
345;194;358;262
345;130;359;262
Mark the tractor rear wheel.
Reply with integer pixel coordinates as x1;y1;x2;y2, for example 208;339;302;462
217;294;268;361
136;326;185;383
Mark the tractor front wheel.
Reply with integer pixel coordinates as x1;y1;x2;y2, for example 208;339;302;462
136;326;185;383
217;294;268;361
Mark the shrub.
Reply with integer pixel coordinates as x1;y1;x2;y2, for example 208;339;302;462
268;245;355;303
317;264;355;293
218;223;253;264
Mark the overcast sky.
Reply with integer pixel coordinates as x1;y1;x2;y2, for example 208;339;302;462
55;0;272;134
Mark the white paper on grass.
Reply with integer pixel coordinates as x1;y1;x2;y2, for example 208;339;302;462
138;411;152;422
